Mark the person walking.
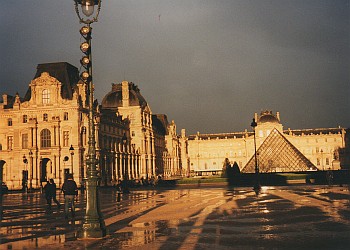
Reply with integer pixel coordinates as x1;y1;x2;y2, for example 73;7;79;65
44;179;61;210
61;174;78;219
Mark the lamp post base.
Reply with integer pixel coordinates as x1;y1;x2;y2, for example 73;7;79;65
80;222;106;238
253;183;261;195
79;176;106;238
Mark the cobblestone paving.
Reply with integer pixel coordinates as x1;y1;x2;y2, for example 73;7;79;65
1;185;350;249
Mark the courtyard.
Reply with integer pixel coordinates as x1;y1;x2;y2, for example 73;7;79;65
1;184;350;249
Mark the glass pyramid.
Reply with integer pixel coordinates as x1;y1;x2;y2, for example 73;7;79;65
242;128;317;173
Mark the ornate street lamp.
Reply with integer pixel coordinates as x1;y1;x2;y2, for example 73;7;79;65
73;0;105;238
22;155;28;193
320;149;324;171
29;150;33;190
251;118;261;194
69;145;75;175
121;133;130;193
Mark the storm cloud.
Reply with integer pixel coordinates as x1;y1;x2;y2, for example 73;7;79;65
1;0;349;134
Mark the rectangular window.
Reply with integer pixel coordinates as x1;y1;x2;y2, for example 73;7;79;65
23;115;28;123
22;134;28;149
40;129;51;148
63;131;69;147
64;112;69;121
326;158;329;165
43;113;48;121
7;136;13;150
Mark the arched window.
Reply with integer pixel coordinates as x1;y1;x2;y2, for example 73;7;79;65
42;89;50;104
8;118;12;126
40;129;51;148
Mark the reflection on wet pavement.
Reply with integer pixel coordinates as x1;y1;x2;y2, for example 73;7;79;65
1;185;350;249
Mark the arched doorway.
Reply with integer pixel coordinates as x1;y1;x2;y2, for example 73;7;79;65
40;158;52;187
0;160;5;186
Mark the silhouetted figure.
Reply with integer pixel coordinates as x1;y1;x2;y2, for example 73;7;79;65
326;170;333;186
227;161;241;186
222;158;231;178
116;180;122;193
62;174;78;219
44;179;60;210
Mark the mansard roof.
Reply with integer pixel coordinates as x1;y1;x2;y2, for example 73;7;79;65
0;94;15;108
152;114;168;136
101;82;147;110
23;62;79;101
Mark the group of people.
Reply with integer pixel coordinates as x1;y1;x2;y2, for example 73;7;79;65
44;174;164;218
114;175;163;193
43;174;78;219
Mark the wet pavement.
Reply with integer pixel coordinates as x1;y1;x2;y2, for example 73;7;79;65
1;184;350;249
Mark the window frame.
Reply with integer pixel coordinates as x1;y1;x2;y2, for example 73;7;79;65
40;129;51;148
22;133;28;149
7;136;13;150
42;89;50;104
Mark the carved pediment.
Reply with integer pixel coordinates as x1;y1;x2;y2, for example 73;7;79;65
30;72;61;87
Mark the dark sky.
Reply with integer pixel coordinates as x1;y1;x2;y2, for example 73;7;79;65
1;0;349;135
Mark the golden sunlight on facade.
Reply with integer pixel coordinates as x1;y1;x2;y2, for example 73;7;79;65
0;63;349;190
186;111;349;176
0;63;183;190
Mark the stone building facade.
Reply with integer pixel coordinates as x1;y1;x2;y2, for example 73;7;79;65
1;63;348;190
101;81;183;179
186;111;348;176
0;64;185;190
0;63;145;190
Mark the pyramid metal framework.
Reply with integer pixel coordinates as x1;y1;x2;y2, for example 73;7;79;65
242;128;317;173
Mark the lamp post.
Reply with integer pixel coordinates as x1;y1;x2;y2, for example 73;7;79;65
251;118;261;194
73;0;105;238
69;145;75;176
122;133;130;193
22;155;28;193
320;149;324;171
29;150;33;190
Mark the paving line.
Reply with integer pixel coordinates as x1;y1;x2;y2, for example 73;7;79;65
270;189;349;224
178;199;227;250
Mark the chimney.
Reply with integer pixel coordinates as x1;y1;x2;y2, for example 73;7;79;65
181;129;186;138
2;94;7;105
122;81;129;107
